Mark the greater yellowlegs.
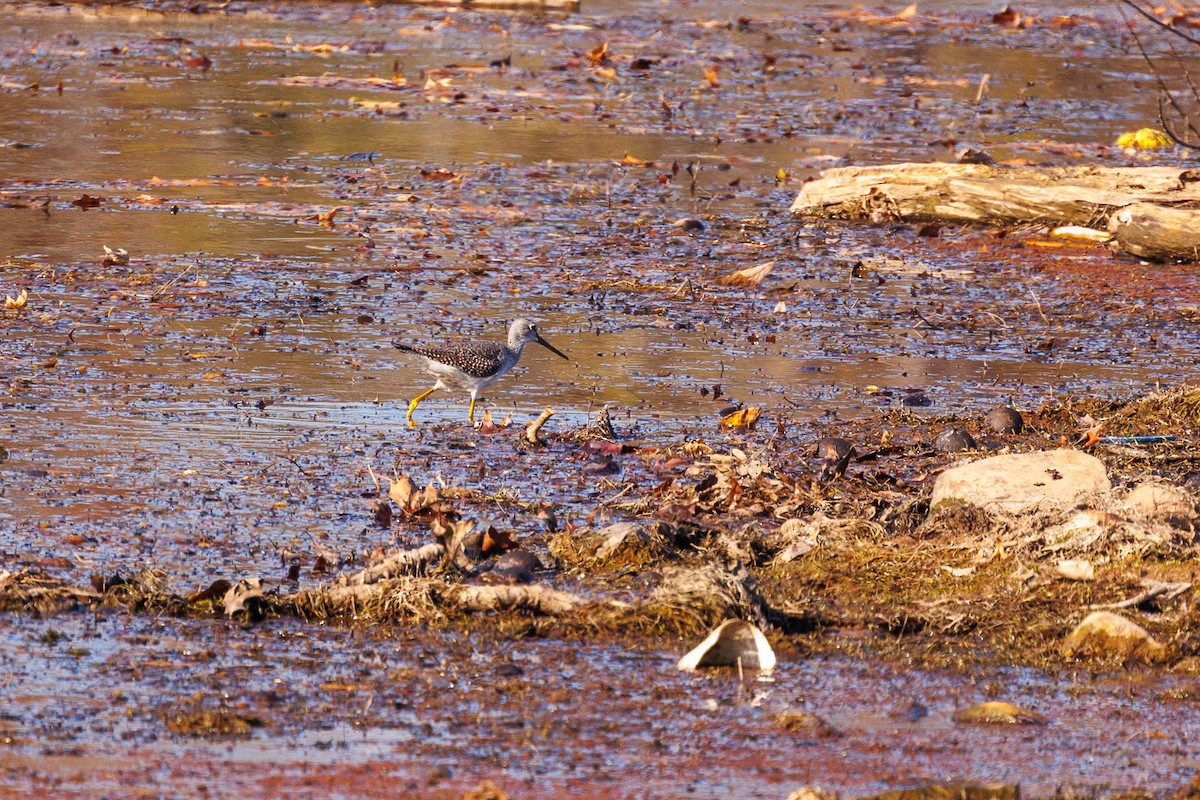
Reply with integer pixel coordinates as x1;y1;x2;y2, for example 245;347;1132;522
393;318;569;427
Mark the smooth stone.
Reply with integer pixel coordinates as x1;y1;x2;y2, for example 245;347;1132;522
1062;610;1165;663
984;405;1024;434
1124;482;1196;521
933;426;977;453
492;549;540;572
930;449;1111;513
952;701;1045;725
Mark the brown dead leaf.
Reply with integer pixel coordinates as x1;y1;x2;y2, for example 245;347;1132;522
481;526;515;555
71;195;101;209
702;64;720;88
992;5;1022;27
720;260;774;288
420;168;458;181
621;152;654;167
388;475;443;515
586;41;609;65
896;2;918;20
4;289;28;310
317;208;338;225
182;54;212;71
720;406;761;430
1077;418;1108;449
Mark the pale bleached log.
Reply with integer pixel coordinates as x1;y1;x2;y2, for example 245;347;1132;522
335;542;445;587
1108;203;1200;262
444;584;587;616
791;163;1200;261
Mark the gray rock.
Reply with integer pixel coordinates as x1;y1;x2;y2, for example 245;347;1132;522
930;449;1111;514
984;405;1024;434
1123;482;1196;521
1062;610;1164;663
933;426;976;453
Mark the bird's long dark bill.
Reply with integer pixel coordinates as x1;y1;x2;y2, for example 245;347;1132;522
536;335;569;360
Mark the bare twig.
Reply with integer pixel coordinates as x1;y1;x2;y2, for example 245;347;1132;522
1117;0;1200;47
525;407;555;445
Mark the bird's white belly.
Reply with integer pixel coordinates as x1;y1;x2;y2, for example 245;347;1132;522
425;358;506;392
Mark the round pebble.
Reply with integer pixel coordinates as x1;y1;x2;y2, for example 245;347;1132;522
933;426;977;453
985;405;1024;434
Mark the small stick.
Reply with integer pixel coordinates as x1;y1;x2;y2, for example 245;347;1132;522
974;73;990;105
1028;287;1049;325
525;407;555;445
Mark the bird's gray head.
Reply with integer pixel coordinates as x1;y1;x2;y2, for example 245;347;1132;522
508;318;569;360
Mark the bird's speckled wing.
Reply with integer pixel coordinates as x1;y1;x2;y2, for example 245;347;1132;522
395;341;509;379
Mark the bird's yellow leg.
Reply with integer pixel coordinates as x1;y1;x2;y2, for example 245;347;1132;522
467;395;477;426
407;387;436;428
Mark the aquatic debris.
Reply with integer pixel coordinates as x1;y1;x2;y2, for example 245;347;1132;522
524;407;555;445
3;288;27;310
1062;610;1165;663
102;245;129;265
775;710;841;740
720;260;774;288
816;436;855;480
676;618;776;672
223;578;275;620
952;701;1046;725
387;475;453;518
337;542;445;585
672;217;705;232
785;788;839;800
166;709;260;737
719;406;761;429
773;514;885;564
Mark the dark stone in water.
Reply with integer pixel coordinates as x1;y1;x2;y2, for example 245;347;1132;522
902;391;933;407
984;405;1023;434
493;549;539;572
934;426;976;453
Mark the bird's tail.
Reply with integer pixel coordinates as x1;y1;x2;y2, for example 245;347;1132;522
392;341;416;353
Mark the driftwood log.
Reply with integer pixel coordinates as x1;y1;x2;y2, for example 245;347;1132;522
790;163;1200;262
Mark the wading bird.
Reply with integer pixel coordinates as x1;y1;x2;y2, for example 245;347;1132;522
393;318;569;427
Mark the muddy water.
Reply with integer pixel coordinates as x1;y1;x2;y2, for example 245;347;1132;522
3;1;1200;797
2;612;1199;798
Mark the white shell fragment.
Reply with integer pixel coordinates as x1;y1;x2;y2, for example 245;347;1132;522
677;619;776;673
